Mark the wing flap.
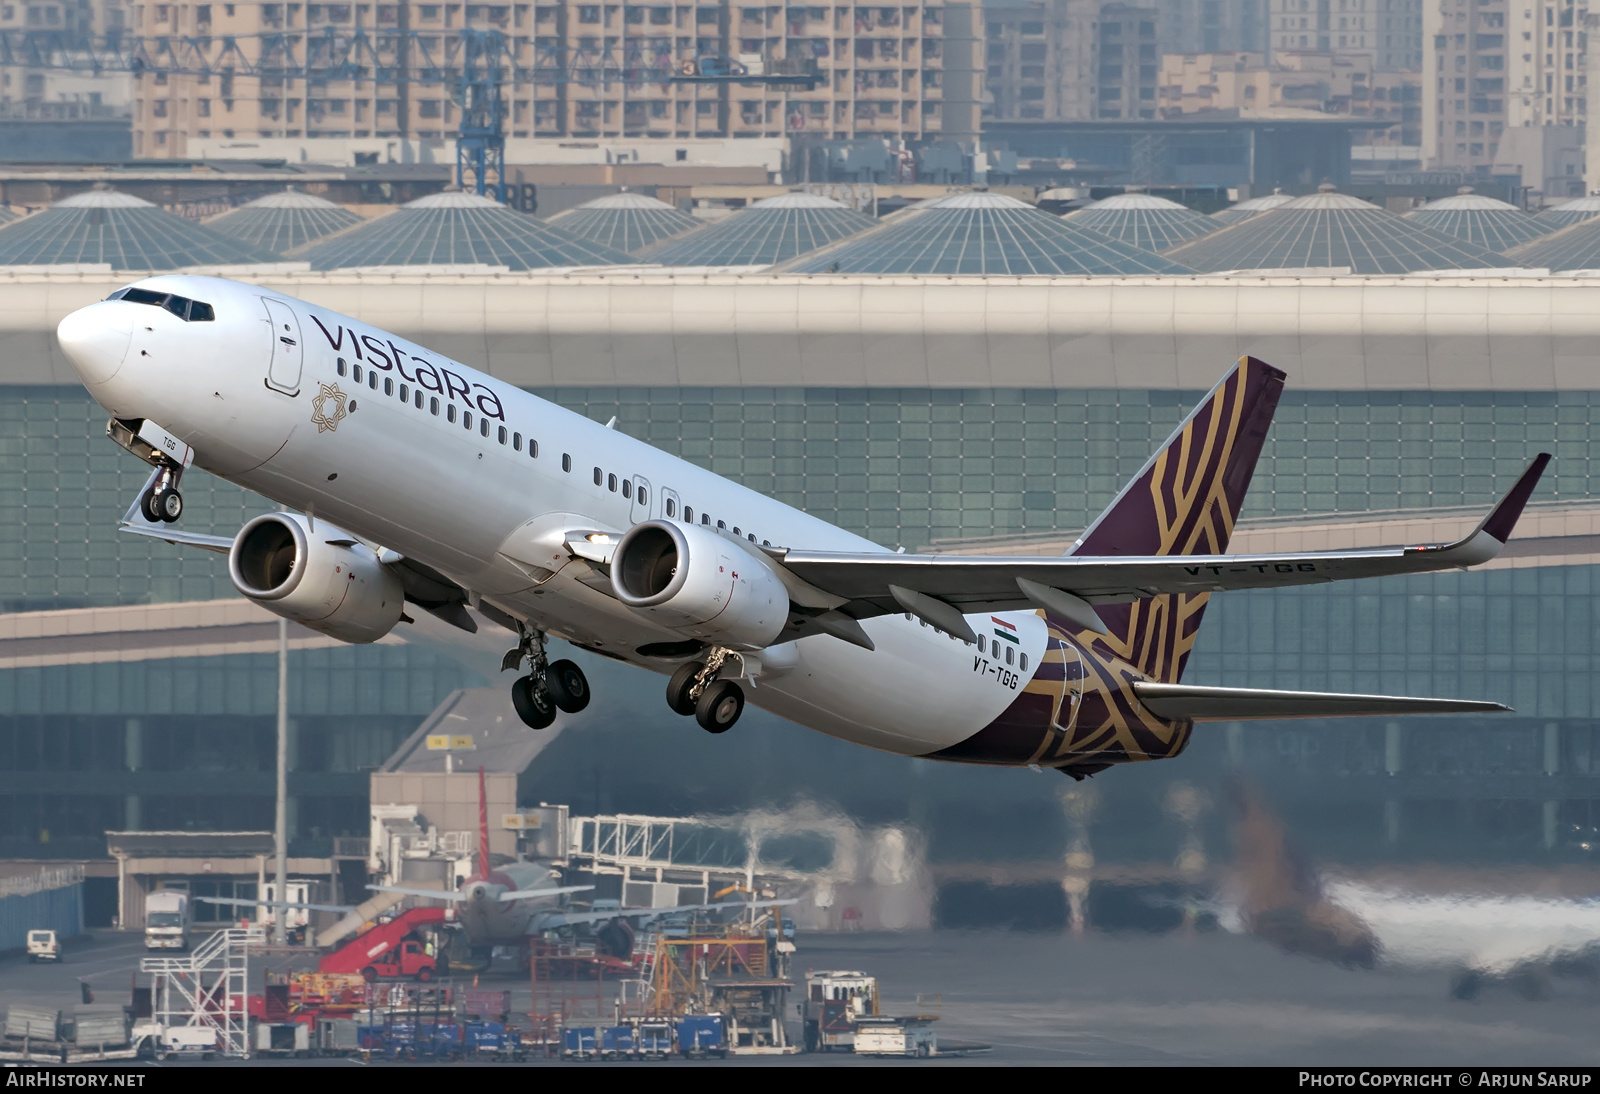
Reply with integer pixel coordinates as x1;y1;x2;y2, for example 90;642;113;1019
1132;681;1511;721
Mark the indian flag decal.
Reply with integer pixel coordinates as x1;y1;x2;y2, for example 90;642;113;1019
991;616;1020;644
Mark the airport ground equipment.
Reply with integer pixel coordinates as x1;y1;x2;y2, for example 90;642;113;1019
254;1021;311;1057
132;1022;219;1060
634;1019;674;1059
4;1003;59;1041
676;1013;728;1058
315;905;448;980
853;1014;936;1057
25;929;59;962
140;926;260;1059
561;1025;598;1060
143;890;190;951
801;970;879;1052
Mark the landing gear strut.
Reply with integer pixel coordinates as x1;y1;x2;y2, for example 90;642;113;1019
665;648;745;733
503;625;590;730
139;461;184;524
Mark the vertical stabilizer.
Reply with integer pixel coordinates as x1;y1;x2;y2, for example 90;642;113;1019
1070;356;1285;683
476;765;491;881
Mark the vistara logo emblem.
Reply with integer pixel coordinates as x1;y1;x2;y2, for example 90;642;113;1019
310;382;348;433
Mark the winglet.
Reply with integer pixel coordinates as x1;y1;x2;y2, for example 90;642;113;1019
1476;453;1550;544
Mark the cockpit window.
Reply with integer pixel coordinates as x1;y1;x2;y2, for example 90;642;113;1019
106;287;214;322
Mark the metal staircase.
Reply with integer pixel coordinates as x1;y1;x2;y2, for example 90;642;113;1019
140;928;263;1059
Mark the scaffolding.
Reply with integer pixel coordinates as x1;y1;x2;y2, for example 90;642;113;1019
647;925;770;1018
140;928;263;1059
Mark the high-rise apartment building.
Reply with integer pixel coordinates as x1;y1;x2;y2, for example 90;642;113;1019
130;1;974;158
1270;0;1423;70
982;0;1096;121
981;0;1158;122
1152;0;1267;55
1422;0;1585;185
1098;2;1159;118
1;0;131;121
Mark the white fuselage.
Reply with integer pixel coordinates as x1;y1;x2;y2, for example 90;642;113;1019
57;276;1048;760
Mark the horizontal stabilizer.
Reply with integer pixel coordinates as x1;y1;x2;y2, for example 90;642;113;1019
1132;681;1511;721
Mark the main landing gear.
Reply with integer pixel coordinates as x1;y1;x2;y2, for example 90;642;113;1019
503;625;590;730
665;648;745;734
139;462;184;524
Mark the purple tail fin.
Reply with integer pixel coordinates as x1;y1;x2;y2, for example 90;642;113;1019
1070;356;1285;684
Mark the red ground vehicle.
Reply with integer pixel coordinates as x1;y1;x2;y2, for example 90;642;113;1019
360;938;437;983
317;907;448;982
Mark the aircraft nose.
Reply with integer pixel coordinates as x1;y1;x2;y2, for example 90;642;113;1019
57;303;132;386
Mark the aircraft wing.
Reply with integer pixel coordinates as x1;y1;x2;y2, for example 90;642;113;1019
531;898;799;931
774;454;1549;638
368;885;467;903
196;895;358;915
497;885;593;903
1132;682;1511;721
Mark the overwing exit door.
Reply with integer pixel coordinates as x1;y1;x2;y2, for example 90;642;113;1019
262;298;303;395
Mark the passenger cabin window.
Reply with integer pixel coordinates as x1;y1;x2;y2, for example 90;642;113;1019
562;454;572;472
977;635;986;654
384;377;394;396
368;371;378;389
637;486;647;506
464;411;474;430
353;364;364;384
413;390;422;408
400;383;409;401
717;520;726;530
593;467;603;485
608;474;618;492
336;358;347;376
684;506;693;522
621;479;631;499
513;432;522;451
1020;653;1029;671
1005;646;1015;666
733;527;741;536
106;287;214;321
480;418;490;437
498;426;507;445
447;405;457;423
530;440;539;458
430;397;440;415
665;498;676;517
701;514;710;525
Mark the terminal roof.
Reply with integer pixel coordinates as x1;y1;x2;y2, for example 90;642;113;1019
639;192;876;267
294;189;634;270
0;186;279;269
776;191;1195;275
1162;185;1517;273
548;191;702;254
208;188;365;254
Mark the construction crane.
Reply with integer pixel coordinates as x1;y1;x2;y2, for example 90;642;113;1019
0;29;820;202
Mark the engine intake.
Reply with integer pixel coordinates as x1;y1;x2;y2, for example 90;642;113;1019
611;520;787;650
229;513;404;644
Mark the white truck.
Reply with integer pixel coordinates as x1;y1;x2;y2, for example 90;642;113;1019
256;881;312;943
26;930;60;963
144;891;190;951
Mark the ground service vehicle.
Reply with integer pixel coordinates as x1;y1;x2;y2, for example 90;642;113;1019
144;891;189;951
26;930;59;963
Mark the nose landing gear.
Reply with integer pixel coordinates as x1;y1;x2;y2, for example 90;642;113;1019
665;648;746;733
503;625;591;730
138;463;184;525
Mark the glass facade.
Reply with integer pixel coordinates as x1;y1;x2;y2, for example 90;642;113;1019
1;383;1593;862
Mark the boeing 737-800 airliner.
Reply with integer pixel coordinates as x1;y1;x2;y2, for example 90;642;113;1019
54;276;1546;779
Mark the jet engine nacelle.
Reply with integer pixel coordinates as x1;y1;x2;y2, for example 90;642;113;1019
610;520;788;650
228;512;404;644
